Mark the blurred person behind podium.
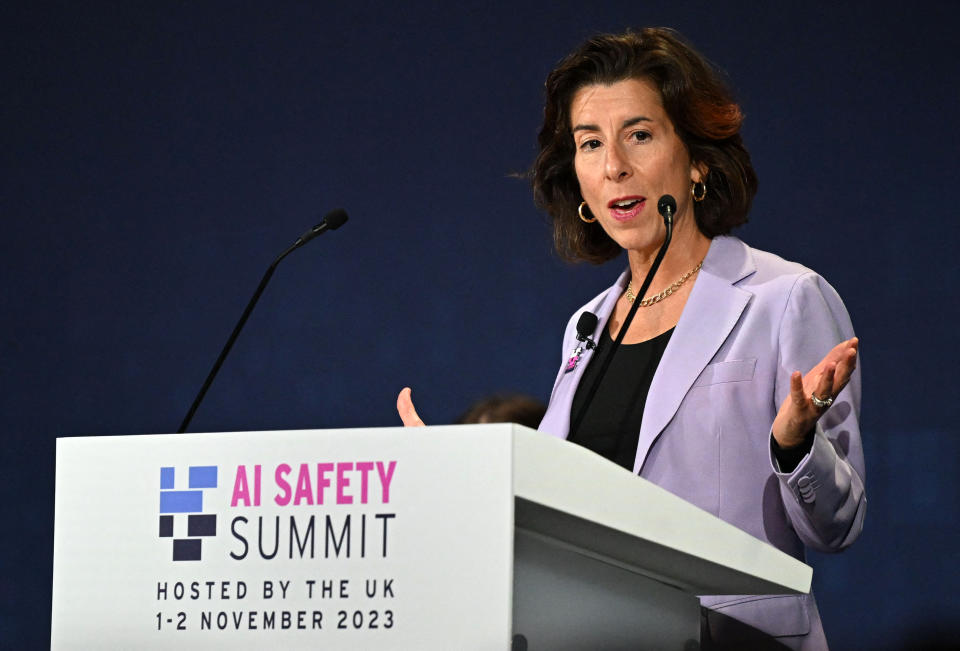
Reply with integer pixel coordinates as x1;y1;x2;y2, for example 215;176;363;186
457;394;547;429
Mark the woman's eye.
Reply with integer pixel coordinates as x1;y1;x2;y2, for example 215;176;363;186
630;131;650;143
580;139;602;151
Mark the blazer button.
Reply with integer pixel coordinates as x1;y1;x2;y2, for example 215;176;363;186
797;475;812;488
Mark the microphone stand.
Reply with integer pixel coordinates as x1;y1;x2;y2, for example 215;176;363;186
568;205;674;440
177;210;348;433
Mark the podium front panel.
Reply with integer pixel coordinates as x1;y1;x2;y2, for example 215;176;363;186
52;427;514;650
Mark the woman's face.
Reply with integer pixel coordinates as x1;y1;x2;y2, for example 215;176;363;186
571;77;702;253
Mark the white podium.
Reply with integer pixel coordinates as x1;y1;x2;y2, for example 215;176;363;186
52;425;810;649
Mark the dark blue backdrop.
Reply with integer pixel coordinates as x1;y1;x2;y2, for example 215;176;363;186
3;2;958;647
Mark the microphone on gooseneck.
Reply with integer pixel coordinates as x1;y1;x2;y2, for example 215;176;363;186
177;209;350;434
657;195;676;225
568;195;676;440
295;208;348;247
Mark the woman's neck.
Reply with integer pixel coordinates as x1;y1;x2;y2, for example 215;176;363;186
626;220;711;293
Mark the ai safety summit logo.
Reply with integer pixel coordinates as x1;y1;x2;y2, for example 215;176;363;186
158;466;218;561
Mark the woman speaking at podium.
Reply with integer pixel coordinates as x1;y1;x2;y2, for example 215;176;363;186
399;28;864;650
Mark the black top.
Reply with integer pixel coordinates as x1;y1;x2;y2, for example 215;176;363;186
569;327;674;470
568;323;813;473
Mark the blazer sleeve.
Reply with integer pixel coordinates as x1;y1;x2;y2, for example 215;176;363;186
771;272;866;552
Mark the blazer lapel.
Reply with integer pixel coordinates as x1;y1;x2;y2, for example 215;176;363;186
548;271;628;437
633;236;755;473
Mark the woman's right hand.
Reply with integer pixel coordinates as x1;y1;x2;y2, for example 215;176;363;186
397;387;426;427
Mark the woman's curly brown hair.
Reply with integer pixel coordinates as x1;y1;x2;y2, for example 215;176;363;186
532;28;758;263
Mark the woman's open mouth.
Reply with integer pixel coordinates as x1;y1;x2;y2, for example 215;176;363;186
608;196;645;221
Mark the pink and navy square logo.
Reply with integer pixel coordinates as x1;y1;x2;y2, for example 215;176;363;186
159;466;217;561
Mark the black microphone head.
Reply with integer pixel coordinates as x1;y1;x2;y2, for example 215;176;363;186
576;312;598;338
323;208;349;230
323;208;348;230
295;208;349;247
657;195;677;219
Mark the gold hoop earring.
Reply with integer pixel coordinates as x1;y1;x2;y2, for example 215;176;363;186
692;180;707;202
578;201;597;223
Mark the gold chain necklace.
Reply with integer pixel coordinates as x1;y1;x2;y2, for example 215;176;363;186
625;259;704;306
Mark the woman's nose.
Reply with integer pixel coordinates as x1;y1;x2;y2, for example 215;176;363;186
604;144;631;181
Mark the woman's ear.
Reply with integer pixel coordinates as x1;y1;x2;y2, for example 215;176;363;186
691;161;709;184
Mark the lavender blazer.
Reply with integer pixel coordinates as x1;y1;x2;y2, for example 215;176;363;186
538;236;865;650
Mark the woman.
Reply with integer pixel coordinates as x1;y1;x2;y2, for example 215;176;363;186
400;28;864;650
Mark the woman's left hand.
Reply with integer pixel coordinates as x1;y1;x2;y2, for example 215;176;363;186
772;337;859;448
